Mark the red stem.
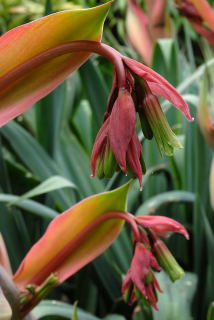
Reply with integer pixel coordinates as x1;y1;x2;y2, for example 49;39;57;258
0;41;127;90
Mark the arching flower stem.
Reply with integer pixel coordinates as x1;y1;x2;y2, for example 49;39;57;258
0;41;127;92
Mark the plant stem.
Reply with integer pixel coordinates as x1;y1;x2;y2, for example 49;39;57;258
0;265;21;320
0;41;127;90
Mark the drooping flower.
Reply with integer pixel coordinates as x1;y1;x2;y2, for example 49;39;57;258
91;52;192;185
0;3;192;186
90;89;144;184
0;181;189;314
121;213;189;309
136;215;189;239
122;242;162;310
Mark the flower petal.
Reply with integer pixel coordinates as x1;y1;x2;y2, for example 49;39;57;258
90;118;110;176
136;215;189;239
126;134;143;185
123;57;193;121
13;182;131;290
109;89;136;172
0;2;111;127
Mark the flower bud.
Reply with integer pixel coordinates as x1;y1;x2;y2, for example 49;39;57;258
153;239;184;281
142;90;183;156
96;156;105;179
103;142;117;178
138;105;154;140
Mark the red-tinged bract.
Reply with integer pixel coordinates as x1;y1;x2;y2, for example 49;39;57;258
0;3;111;126
136;215;189;239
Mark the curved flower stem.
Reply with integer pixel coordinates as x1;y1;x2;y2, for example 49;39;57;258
0;41;127;90
84;211;141;242
29;211;140;286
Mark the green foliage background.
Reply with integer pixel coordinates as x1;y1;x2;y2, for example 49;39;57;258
0;0;214;319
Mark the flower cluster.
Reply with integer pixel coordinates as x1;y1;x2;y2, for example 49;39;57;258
121;215;189;309
91;54;193;186
0;183;189;314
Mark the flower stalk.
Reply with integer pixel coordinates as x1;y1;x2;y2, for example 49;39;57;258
0;41;127;92
0;38;192;185
0;265;21;320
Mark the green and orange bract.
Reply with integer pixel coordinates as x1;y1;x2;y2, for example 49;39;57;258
13;182;131;290
0;2;111;126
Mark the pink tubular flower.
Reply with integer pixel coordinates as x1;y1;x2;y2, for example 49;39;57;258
91;51;192;186
0;183;189;314
0;12;192;186
91;89;144;184
121;213;189;308
136;215;189;239
122;242;162;309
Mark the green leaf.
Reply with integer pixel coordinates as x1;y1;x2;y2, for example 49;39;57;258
104;315;126;320
32;300;100;320
0;194;57;220
79;59;109;129
8;175;77;206
207;302;214;320
72;301;79;320
152;272;197;320
136;191;195;216
152;39;179;86
1;121;77;208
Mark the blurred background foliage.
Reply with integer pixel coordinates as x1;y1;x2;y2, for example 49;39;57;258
0;0;214;319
